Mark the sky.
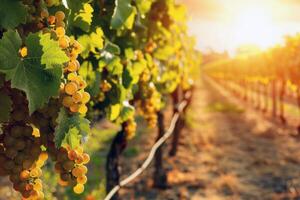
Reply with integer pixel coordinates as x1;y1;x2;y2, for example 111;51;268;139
179;0;300;54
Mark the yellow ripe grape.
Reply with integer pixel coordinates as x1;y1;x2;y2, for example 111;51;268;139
32;127;40;137
69;51;78;61
38;191;45;199
34;179;43;190
68;150;78;161
56;27;65;38
55;11;65;21
67;73;78;81
25;183;34;191
78;104;88;115
67;60;78;72
30;168;42;178
78;165;88;174
74;60;80;69
76;77;87;89
77;175;87;184
65;82;78;95
59;36;69;49
20;170;30;180
35;159;45;168
72;91;83;103
20;47;28;58
56;20;65;28
72;41;82;54
70;103;79;113
47;15;56;25
45;0;55;7
33;182;43;191
73;184;84;194
76;146;84;154
62;96;73;107
58;178;69;186
40;9;49;19
75;154;84;164
82;153;90;164
72;167;81;177
39;152;48;162
82;92;90;104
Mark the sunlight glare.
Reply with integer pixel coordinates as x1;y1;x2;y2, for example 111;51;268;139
232;7;281;51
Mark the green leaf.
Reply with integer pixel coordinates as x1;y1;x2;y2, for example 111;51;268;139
88;71;101;97
40;34;69;69
62;127;81;149
0;30;22;71
119;104;134;122
107;83;126;105
136;0;153;15
0;92;12;123
78;28;104;59
111;0;136;30
0;0;27;29
122;66;133;89
153;45;175;61
0;31;63;113
55;108;90;148
106;57;123;75
107;104;121;121
104;40;121;55
125;48;135;60
68;0;94;32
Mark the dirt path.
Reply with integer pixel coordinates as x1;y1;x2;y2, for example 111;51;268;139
119;77;300;200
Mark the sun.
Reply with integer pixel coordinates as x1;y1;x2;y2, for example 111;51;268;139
232;7;281;51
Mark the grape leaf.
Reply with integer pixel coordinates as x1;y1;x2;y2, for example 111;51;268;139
122;66;133;89
55;108;90;148
0;31;65;113
103;40;121;55
40;34;69;69
78;28;104;59
111;0;136;30
106;104;121;121
106;57;123;75
0;0;27;29
135;0;153;15
62;127;81;149
67;0;94;32
119;104;134;122
0;92;12;123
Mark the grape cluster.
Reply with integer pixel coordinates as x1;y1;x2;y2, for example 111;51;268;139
37;9;90;115
136;70;161;128
0;124;47;200
124;117;137;140
5;8;91;198
49;146;89;194
61;73;90;114
0;87;47;199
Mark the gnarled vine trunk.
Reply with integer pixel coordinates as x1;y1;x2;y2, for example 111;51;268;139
106;126;127;200
153;111;168;189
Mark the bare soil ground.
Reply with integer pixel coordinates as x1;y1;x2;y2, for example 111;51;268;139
118;77;300;200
